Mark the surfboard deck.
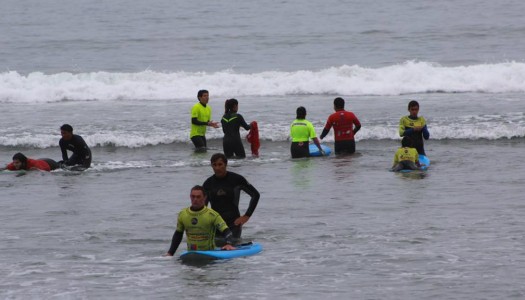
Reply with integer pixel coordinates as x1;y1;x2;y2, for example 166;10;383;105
180;242;262;262
398;154;430;172
309;144;332;156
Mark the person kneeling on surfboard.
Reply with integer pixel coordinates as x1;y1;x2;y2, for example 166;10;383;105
391;136;420;172
165;185;236;256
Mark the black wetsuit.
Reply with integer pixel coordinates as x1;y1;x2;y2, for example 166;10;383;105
221;113;250;158
203;171;260;239
59;134;92;168
39;158;60;170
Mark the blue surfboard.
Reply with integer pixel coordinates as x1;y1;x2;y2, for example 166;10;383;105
309;144;332;156
398;154;431;172
180;242;262;261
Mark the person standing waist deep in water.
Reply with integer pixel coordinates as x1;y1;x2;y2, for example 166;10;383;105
190;89;219;152
399;100;430;155
221;98;251;158
203;153;260;241
290;106;324;158
319;97;361;155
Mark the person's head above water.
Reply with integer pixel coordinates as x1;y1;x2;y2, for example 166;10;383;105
12;152;28;170
296;106;306;119
334;97;345;110
60;124;74;141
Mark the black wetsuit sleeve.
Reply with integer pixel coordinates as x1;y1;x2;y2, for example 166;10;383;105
221;228;234;245
320;128;330;139
238;114;251;130
59;140;69;161
236;183;260;217
192;117;208;126
353;124;361;134
167;230;184;255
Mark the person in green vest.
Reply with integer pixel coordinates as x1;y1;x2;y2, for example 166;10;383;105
190;90;219;151
290;106;324;158
399;100;430;155
165;185;236;256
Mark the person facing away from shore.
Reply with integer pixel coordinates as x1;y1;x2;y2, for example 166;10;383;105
190;89;220;151
391;136;420;172
165;185;236;256
221;98;252;158
319;97;361;155
203;153;260;242
1;152;59;172
290;106;324;158
399;100;429;155
59;124;92;169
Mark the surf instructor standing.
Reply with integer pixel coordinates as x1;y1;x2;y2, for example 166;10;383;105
203;153;260;241
190;89;219;151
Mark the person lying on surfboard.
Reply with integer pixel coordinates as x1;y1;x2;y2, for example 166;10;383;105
391;136;421;172
1;152;59;172
165;185;235;256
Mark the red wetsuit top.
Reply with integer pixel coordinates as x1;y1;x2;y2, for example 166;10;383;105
6;159;51;171
321;110;361;141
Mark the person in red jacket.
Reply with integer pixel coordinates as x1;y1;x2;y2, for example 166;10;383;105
1;153;59;172
320;97;361;155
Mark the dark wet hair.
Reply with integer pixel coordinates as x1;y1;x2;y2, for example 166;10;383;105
197;90;209;99
60;124;73;132
224;98;238;114
191;185;206;194
334;97;345;109
296;106;306;119
12;152;28;169
408;100;419;109
210;153;228;165
401;136;413;148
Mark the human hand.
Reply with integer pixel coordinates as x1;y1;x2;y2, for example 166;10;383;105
208;121;220;128
320;150;326;156
234;215;250;226
221;244;236;250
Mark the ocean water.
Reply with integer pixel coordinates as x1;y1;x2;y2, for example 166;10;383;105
1;0;525;299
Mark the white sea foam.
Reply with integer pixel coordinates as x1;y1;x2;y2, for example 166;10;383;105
1;122;523;149
2;61;525;103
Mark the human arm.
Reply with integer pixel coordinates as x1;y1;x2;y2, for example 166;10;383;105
192;117;218;127
165;230;183;256
422;125;429;140
238;114;251;131
220;228;236;250
312;137;325;155
319;117;332;140
59;140;69;161
233;180;261;225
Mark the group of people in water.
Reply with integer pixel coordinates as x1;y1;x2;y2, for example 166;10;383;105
165;91;430;254
2;89;429;254
190;89;429;171
0;124;92;173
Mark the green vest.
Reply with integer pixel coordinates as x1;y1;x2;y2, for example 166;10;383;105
176;206;229;251
190;102;212;138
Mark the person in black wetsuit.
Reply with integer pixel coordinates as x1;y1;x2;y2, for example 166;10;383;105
221;98;251;158
203;153;260;241
59;124;92;169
